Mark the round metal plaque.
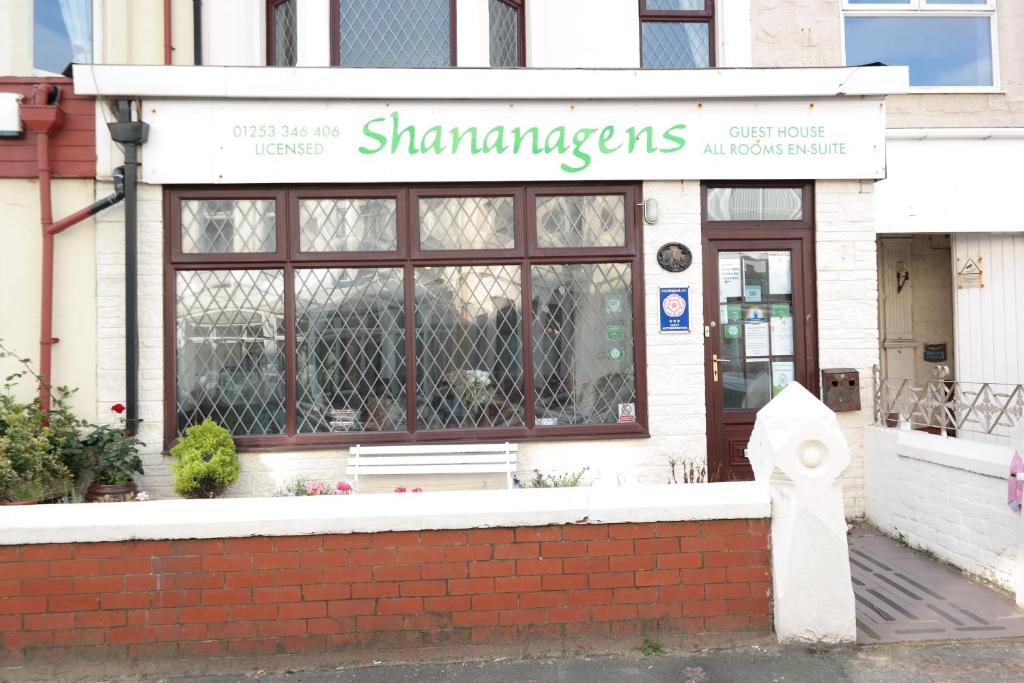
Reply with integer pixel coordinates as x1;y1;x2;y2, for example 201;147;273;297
657;243;692;273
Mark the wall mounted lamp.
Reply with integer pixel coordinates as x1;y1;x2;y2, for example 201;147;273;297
895;260;910;293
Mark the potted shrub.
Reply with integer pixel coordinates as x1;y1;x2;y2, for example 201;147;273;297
80;404;144;502
171;419;240;498
0;397;72;504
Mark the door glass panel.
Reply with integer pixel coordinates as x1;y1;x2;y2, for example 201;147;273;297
706;187;803;222
718;250;794;411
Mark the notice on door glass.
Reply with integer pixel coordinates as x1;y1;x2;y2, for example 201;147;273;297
719;259;742;301
768;253;792;295
772;361;795;396
745;322;770;357
770;316;794;356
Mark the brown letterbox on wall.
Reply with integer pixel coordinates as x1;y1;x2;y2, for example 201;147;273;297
821;368;861;412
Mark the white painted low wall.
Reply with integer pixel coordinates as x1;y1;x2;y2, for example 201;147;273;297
0;482;768;546
864;426;1020;593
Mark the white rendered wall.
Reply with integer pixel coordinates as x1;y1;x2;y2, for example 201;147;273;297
816;180;879;517
875;135;1024;235
526;0;640;68
105;180;876;513
0;179;98;422
953;232;1024;388
865;426;1019;592
202;0;264;66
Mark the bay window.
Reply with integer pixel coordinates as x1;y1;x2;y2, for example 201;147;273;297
268;0;298;66
640;0;715;69
331;0;456;67
166;185;646;448
842;0;996;88
490;0;525;67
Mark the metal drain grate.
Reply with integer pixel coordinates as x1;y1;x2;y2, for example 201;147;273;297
850;527;1024;643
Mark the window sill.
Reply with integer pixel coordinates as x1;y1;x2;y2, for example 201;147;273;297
163;426;652;456
899;87;1003;95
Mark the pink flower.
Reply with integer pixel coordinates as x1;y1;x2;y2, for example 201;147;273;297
393;486;407;493
336;482;352;494
412;487;423;493
307;482;324;495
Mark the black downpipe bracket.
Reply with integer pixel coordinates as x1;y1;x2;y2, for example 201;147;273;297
107;101;149;437
193;0;203;65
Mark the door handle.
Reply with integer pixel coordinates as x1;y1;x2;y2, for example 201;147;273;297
712;354;730;383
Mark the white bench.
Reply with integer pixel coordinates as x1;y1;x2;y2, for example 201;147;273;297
347;443;518;492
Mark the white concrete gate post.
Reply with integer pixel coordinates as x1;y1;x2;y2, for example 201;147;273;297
1013;423;1024;609
747;382;857;644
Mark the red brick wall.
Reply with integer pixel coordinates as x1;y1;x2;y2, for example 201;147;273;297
0;519;770;662
0;77;96;178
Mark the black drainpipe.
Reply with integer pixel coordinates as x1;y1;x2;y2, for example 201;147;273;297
193;0;203;65
107;101;149;436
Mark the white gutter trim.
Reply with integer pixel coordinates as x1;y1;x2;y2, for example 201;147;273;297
72;64;909;101
887;127;1024;140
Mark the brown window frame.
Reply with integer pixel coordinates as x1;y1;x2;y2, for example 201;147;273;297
267;0;298;67
164;183;648;451
638;0;716;68
329;0;459;68
490;0;526;67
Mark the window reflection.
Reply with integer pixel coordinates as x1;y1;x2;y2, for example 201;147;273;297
414;266;524;429
175;270;286;436
532;264;636;426
34;0;92;75
844;16;993;87
295;269;406;433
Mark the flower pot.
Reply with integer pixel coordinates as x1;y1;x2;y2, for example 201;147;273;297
86;481;138;502
0;499;39;506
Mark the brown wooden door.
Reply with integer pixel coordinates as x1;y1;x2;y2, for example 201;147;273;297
703;238;817;481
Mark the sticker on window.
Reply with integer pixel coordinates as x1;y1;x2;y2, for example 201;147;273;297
617;403;636;424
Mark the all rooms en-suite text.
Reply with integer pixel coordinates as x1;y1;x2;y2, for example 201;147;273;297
705;126;847;156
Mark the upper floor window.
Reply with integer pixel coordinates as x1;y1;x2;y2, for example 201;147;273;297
639;0;714;69
843;0;996;88
34;0;92;75
331;0;456;67
268;0;298;66
490;0;525;67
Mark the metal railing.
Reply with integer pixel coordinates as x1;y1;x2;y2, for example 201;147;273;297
872;365;1024;441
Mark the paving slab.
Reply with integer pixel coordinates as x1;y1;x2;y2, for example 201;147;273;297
45;640;1024;683
850;525;1024;643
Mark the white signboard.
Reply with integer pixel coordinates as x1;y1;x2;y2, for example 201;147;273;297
141;98;887;184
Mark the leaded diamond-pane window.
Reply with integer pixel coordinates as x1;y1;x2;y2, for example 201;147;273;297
175;270;286;436
647;0;705;10
489;0;522;68
640;1;714;69
272;0;298;66
536;195;626;248
180;199;277;254
167;185;646;449
414;265;524;430
418;196;515;251
338;0;452;67
299;198;398;252
642;22;710;68
295;268;406;433
532;263;636;426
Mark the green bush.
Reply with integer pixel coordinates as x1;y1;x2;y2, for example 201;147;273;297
0;397;73;502
170;420;240;498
